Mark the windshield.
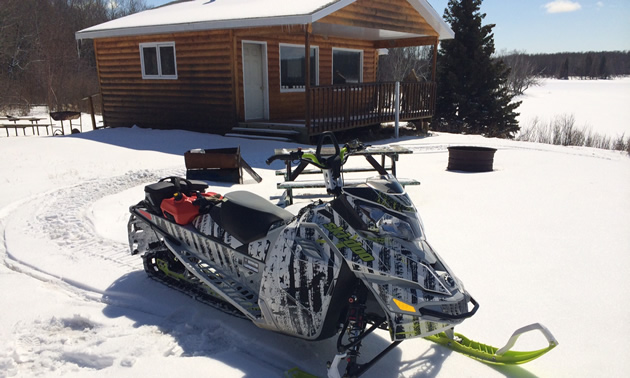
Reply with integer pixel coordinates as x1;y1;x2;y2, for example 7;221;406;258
344;176;415;213
355;201;423;241
343;177;424;241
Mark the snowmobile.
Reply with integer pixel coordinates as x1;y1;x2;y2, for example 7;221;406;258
128;133;557;377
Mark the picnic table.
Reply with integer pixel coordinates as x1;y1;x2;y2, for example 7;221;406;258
0;116;51;137
273;144;420;205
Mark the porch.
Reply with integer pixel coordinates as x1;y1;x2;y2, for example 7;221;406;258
236;80;436;142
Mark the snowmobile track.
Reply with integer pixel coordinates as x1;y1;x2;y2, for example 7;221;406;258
1;168;182;282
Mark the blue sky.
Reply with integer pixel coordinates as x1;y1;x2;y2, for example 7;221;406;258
144;0;629;53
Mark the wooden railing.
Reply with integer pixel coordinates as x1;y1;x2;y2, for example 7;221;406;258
307;81;436;135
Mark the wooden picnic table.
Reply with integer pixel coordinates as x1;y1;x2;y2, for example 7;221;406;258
1;116;51;137
274;145;414;177
273;144;419;205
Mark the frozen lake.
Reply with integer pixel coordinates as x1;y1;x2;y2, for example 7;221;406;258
517;77;630;137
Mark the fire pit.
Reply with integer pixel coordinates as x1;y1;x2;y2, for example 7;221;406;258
447;146;497;172
50;111;82;135
49;111;81;121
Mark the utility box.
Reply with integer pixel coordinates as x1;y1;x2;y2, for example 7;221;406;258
185;147;243;183
185;147;262;184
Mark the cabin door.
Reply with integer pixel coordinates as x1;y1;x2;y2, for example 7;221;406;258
243;42;268;120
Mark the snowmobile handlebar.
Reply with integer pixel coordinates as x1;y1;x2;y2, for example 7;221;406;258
265;132;366;169
265;150;305;165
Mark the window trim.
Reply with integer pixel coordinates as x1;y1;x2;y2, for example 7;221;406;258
279;43;319;93
332;47;363;85
140;42;178;80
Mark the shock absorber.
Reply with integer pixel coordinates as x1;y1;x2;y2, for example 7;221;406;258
346;293;367;361
328;283;391;378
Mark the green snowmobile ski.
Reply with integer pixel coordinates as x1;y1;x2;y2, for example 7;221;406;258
424;323;558;365
285;323;558;377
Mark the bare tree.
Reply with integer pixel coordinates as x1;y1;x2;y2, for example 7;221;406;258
496;49;542;95
378;46;432;82
0;0;148;112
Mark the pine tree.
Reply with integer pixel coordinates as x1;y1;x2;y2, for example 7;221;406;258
583;54;594;79
558;58;569;79
598;54;609;79
433;0;521;138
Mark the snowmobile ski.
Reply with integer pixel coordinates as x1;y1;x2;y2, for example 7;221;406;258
424;323;558;365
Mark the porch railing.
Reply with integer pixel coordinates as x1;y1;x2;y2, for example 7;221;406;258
307;81;436;135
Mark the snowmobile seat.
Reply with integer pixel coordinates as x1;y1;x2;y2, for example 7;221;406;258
210;191;293;244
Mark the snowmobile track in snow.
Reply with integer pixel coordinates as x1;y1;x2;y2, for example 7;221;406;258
1;168;182;283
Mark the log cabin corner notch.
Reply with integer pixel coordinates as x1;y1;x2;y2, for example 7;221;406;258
75;0;454;141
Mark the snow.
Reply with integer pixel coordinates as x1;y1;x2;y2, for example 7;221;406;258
75;0;453;41
1;79;630;377
76;0;349;38
517;77;630;137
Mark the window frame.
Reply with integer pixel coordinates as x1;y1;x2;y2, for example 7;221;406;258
279;43;319;93
139;42;178;80
332;47;363;85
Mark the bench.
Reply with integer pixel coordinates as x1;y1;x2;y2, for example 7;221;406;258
275;165;394;176
277;177;420;190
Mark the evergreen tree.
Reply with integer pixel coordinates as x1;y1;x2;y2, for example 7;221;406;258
558;58;569;79
583;54;594;79
433;0;520;138
598;54;609;79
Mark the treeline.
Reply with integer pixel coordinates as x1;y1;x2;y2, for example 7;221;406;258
499;50;630;80
0;0;148;114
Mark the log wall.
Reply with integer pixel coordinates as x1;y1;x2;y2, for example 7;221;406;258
95;30;235;133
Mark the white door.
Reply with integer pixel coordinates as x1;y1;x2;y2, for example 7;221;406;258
243;43;267;120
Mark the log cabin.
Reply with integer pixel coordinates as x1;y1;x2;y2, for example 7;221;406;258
75;0;453;142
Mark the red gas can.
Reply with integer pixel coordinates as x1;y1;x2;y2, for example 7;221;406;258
161;193;200;225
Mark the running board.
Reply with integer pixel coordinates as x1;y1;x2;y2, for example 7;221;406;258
164;239;262;321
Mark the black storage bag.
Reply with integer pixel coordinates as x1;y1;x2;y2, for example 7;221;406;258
144;177;208;214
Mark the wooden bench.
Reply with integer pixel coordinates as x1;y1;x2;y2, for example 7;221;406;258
275;165;394;176
277;177;420;190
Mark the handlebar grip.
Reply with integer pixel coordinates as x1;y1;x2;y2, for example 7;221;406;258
266;155;284;165
266;151;303;165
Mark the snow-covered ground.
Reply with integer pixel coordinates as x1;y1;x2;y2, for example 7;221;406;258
1;80;629;377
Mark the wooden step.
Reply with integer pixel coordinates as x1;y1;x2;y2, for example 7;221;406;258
234;121;307;142
231;127;301;135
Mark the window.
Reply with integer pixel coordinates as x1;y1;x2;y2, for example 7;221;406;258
332;48;363;84
140;42;177;79
280;44;318;91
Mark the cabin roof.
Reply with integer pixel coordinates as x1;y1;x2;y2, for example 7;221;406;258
75;0;453;41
